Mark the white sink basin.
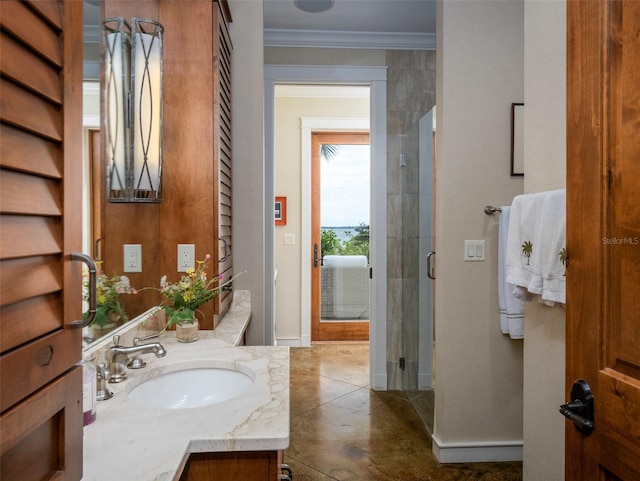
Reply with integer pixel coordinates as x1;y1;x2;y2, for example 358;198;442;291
128;365;254;410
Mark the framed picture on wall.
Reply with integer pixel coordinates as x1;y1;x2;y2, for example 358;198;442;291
511;102;524;176
275;196;287;225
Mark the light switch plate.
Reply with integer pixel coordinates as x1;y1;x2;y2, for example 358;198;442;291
177;244;195;272
464;240;485;261
283;233;296;245
124;244;142;272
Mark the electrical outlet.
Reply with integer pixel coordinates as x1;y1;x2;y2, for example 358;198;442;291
124;244;142;272
177;244;195;272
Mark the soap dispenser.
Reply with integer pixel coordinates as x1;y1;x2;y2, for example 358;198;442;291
82;358;97;426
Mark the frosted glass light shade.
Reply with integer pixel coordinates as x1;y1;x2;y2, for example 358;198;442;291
103;17;164;203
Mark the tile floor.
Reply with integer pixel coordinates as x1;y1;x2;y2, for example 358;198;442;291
284;343;523;481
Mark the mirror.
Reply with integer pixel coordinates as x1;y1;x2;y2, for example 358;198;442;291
82;0;162;346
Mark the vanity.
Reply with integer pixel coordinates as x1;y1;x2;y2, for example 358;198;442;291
82;293;290;481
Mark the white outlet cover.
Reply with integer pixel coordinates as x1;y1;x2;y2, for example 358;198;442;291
177;244;195;272
124;244;142;272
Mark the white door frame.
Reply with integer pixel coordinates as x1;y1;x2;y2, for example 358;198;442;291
264;65;388;390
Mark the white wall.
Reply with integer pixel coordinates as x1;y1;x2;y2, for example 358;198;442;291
274;96;369;342
434;0;525;462
229;1;266;345
523;2;566;480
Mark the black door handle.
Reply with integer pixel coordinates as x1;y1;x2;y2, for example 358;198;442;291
559;379;594;436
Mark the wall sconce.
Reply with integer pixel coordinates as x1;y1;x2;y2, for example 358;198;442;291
104;17;164;203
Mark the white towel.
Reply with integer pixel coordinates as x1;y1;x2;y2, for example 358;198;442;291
505;193;545;300
536;189;566;305
505;190;567;307
498;206;525;338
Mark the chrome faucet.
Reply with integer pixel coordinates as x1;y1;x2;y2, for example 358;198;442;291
109;335;166;383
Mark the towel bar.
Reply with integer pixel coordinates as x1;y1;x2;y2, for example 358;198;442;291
484;205;502;215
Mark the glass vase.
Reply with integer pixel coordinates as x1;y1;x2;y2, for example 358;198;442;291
175;318;199;343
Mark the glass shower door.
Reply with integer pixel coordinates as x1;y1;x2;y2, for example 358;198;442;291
402;108;435;432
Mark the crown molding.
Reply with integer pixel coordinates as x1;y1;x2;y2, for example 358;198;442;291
264;28;436;50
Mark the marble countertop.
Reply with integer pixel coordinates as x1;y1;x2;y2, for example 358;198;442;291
82;293;289;481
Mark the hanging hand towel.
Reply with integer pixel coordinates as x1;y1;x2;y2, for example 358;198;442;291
535;189;566;305
505;193;545;300
498;206;525;338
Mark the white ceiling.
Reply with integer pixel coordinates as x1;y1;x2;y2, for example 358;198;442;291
83;0;437;73
264;0;436;49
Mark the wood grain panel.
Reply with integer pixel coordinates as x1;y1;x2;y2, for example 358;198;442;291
0;256;61;307
0;124;61;178
0;32;62;104
0;329;81;412
179;451;279;481
0;294;61;352
28;0;63;29
0;215;62;259
0;80;62;141
160;0;216;328
0;170;62;216
0;1;62;67
0;366;82;480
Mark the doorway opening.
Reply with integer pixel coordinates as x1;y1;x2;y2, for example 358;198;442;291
312;132;370;342
265;65;388;390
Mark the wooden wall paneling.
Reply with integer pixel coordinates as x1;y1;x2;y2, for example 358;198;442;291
101;204;162;319
160;0;216;329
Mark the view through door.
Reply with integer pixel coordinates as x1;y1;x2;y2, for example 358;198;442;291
311;132;370;342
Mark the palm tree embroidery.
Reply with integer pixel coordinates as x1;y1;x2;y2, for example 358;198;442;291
559;247;568;276
522;241;533;265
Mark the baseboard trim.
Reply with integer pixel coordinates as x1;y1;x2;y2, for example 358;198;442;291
431;435;523;463
275;337;302;347
418;373;432;390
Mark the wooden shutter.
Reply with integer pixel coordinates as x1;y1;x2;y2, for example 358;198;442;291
1;1;83;479
213;0;233;323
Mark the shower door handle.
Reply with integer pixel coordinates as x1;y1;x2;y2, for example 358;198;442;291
427;251;436;280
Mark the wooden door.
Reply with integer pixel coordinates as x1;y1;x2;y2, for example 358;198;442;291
566;1;640;479
0;0;84;479
311;132;370;341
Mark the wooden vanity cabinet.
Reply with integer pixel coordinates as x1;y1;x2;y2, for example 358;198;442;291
179;450;283;481
0;1;84;480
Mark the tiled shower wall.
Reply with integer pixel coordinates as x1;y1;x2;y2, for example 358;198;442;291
386;50;436;390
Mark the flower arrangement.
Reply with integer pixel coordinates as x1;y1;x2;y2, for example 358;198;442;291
84;262;137;328
159;254;244;328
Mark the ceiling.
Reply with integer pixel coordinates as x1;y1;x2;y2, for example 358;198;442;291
83;0;436;77
264;0;436;49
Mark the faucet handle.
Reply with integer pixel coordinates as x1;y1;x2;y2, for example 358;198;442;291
112;334;120;347
133;332;160;346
